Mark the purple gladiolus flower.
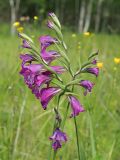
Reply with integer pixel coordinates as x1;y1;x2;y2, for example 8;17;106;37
86;67;99;77
80;80;95;96
20;68;35;86
20;64;45;86
68;96;85;117
52;141;61;150
23;64;45;73
40;87;61;109
41;50;60;64
50;128;67;150
22;40;31;49
34;74;51;87
20;54;34;65
39;35;57;50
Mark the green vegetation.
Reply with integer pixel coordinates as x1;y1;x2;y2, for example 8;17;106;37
0;26;120;160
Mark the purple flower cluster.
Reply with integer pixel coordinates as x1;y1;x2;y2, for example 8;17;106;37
50;128;67;150
19;12;100;151
20;35;65;110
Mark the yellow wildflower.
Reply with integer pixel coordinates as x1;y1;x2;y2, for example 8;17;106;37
13;21;20;27
34;16;38;20
114;58;120;64
83;32;90;36
97;62;103;69
72;34;76;38
17;27;24;33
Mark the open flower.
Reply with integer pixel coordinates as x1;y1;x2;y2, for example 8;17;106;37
41;50;60;64
23;64;45;73
49;128;67;150
39;35;57;50
20;64;45;86
34;74;51;87
86;67;99;77
68;96;85;117
20;54;34;65
20;68;35;86
80;80;95;96
40;87;61;109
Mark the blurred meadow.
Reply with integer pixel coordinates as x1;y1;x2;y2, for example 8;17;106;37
0;0;120;160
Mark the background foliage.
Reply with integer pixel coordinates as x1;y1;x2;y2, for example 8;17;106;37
0;0;120;160
0;0;120;33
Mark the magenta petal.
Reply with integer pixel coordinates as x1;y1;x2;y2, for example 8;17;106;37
50;128;67;150
80;80;95;96
92;59;97;65
40;87;61;109
35;74;51;87
20;68;35;86
86;67;99;77
51;66;66;74
20;64;45;86
23;64;45;73
52;141;61;150
41;50;60;64
31;85;41;99
39;35;57;50
50;128;67;142
20;54;34;65
68;96;85;117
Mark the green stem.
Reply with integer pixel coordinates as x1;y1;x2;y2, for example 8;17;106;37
53;151;57;160
74;117;81;160
71;78;81;160
61;102;69;129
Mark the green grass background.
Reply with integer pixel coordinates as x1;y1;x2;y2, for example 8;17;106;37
0;25;120;160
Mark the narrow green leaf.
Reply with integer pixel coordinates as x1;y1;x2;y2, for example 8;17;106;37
107;139;116;160
88;51;99;60
19;33;33;43
67;79;82;86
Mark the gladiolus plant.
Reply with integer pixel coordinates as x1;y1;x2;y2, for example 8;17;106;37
19;13;99;160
